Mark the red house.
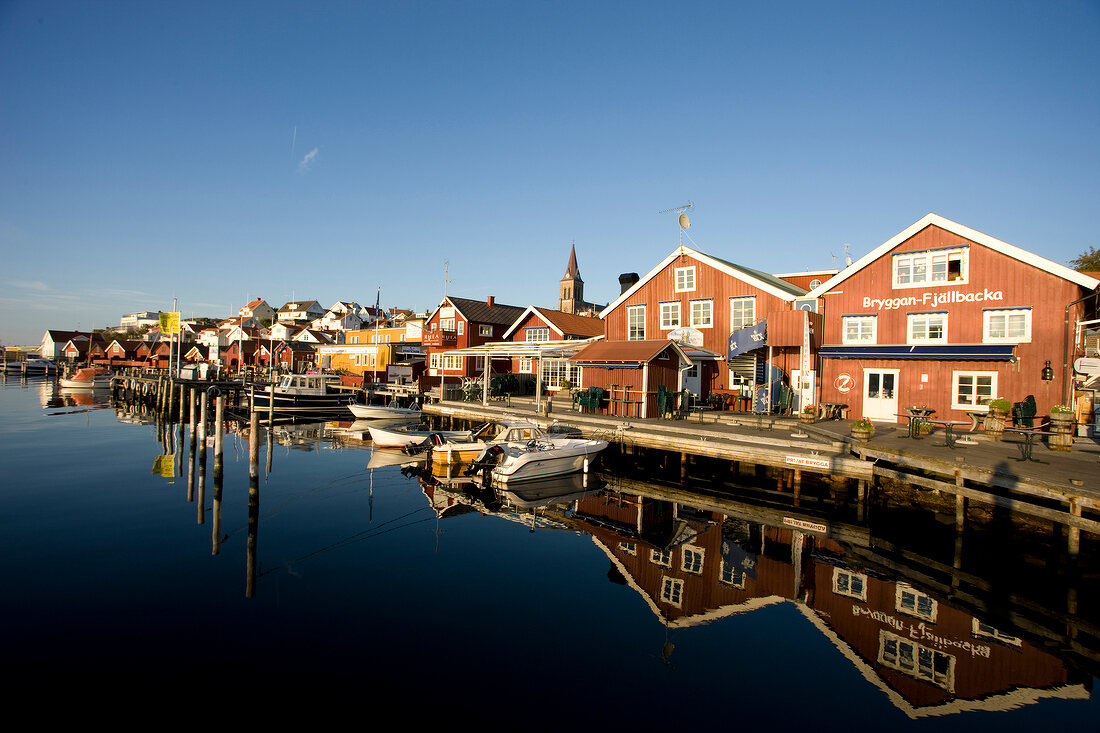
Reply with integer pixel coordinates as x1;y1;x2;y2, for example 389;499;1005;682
424;296;525;385
809;214;1099;422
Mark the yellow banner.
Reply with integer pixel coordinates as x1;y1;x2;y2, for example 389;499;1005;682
159;311;180;333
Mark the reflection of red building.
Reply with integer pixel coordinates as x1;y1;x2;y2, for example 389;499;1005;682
572;490;1088;717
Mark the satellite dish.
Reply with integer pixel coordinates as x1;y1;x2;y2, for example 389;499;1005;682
678;212;690;229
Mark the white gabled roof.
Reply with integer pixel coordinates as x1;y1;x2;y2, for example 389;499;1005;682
807;213;1100;296
600;245;806;318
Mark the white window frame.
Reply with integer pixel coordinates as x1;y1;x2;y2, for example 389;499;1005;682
429;353;441;369
525;327;550;343
971;619;1021;647
893;247;968;289
729;296;756;331
983;308;1032;344
895;584;938;622
457;321;464;335
952;370;997;411
690;299;713;328
661;576;684;607
660;301;681;330
650;549;672;568
681;544;704;575
674;266;696;293
440;318;455;331
907;312;947;344
832;568;868;601
878;630;956;692
719;560;746;588
518;356;533;374
479;324;493;337
442;353;462;370
627;305;646;341
842;315;877;345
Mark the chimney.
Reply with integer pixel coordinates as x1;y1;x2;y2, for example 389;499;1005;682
487;295;495;307
618;273;640;294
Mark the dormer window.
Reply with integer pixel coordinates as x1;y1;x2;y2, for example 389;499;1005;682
675;266;696;292
893;247;968;288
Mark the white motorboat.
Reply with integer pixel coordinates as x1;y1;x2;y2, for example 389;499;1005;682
366;421;488;449
348;401;422;420
4;356;57;374
252;373;355;413
58;367;111;389
471;433;609;483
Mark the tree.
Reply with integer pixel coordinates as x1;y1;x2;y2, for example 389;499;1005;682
1069;246;1100;270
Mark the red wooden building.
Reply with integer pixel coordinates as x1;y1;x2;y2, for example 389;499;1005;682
501;306;605;390
600;244;811;404
808;214;1099;422
423;296;525;384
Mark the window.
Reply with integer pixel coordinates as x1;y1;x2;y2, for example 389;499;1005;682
518;357;533;373
618;542;637;555
690;299;712;328
971;619;1021;647
896;584;937;622
879;631;955;692
952;371;996;411
540;358;580;389
719;561;746;588
809;278;822;289
675;266;696;292
526;327;549;342
842;315;876;344
429;353;442;369
440;318;455;331
627;305;646;341
893;247;968;288
479;324;493;337
442;354;462;370
457;321;464;335
832;568;867;601
907;312;947;344
681;545;704;574
983;308;1031;343
730;297;756;330
660;301;681;330
650;549;672;568
661;576;684;607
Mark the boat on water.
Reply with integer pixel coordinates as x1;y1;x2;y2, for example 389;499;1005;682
469;432;609;483
58;366;111;390
348;401;423;420
366;421;489;449
252;373;356;413
405;419;547;463
4;356;57;373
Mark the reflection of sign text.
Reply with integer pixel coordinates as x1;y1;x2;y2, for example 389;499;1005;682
851;605;991;658
782;517;827;533
863;289;1004;311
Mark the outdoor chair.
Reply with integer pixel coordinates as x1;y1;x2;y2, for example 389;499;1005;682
1012;394;1037;428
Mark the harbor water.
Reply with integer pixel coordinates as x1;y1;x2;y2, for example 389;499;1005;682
2;375;1097;727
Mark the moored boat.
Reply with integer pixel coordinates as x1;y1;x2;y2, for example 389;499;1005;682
405;419;546;463
367;421;487;449
471;434;608;483
252;373;355;413
348;401;423;420
58;366;111;389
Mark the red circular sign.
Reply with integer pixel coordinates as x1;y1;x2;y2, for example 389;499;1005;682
835;373;854;393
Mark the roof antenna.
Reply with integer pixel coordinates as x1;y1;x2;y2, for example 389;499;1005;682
443;260;452;299
658;202;694;249
844;243;853;267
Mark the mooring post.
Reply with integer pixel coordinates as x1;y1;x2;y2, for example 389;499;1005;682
214;391;225;486
1068;500;1082;557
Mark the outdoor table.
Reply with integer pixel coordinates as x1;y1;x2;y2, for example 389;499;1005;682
964;410;986;432
1003;426;1049;463
928;419;971;448
691;404;714;423
818;402;848;420
896;412;932;439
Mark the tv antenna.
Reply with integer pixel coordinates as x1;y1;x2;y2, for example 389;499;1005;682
443;260;452;299
658;201;694;247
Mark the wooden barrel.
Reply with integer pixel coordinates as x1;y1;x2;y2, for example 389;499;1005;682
1048;414;1074;452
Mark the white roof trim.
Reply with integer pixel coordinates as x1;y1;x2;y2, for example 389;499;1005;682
808;213;1100;296
439;336;603;358
501;306;566;340
601;245;803;318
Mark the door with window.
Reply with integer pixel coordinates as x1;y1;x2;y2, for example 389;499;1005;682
862;368;899;422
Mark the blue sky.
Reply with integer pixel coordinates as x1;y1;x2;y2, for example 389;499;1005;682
2;0;1098;346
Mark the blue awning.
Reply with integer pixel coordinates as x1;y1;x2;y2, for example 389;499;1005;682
728;320;767;359
818;344;1015;361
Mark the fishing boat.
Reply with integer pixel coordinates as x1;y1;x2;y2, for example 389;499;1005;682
366;421;488;449
348;401;423;420
252;373;356;413
468;432;609;483
58;366;111;389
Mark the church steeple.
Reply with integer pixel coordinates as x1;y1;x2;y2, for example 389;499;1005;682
559;241;585;314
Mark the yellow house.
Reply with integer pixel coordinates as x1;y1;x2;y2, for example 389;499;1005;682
314;320;424;378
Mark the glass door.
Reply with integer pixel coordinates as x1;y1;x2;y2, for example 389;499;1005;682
862;368;899;422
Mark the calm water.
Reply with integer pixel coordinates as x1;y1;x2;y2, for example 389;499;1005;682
2;376;1097;726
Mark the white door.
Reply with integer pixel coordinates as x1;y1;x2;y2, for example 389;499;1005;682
862;369;899;422
791;369;816;412
682;362;700;397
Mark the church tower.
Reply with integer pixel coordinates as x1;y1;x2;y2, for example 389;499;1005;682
559;242;585;314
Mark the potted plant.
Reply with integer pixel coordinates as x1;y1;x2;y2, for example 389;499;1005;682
850;416;875;440
800;404;816;424
984;398;1011;438
1048;404;1075;451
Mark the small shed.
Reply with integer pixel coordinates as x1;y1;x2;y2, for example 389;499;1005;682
570;340;692;418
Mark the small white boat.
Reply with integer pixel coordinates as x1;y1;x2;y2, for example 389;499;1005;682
366;422;486;449
407;420;546;463
58;367;111;390
473;434;609;483
348;401;422;420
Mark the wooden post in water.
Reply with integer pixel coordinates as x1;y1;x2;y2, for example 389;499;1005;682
250;410;260;480
1068;500;1082;557
214;392;224;486
196;389;208;524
